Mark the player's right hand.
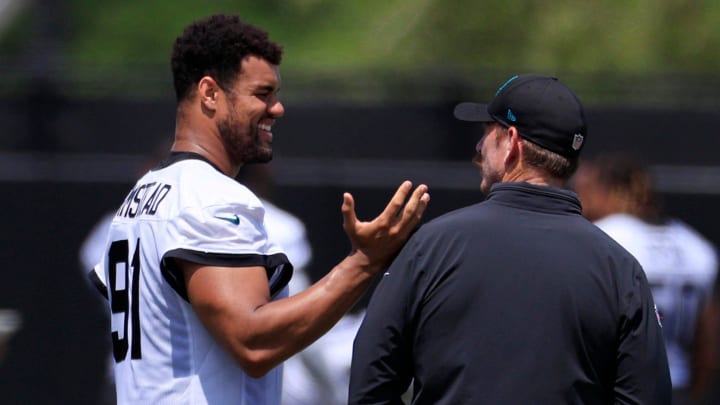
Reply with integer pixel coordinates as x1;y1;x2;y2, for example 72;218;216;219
341;181;430;273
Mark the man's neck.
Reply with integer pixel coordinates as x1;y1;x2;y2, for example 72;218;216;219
172;132;238;178
503;167;563;189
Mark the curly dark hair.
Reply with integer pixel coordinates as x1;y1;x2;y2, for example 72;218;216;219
170;14;283;102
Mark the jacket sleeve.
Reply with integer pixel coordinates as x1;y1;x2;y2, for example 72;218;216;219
348;240;417;404
614;261;672;404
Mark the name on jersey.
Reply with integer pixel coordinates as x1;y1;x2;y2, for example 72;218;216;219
116;181;172;218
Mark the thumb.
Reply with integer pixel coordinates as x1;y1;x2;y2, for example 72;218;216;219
341;192;357;234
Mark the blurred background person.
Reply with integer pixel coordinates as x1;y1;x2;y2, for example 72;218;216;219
0;309;21;365
573;153;719;404
691;278;720;405
692;275;720;404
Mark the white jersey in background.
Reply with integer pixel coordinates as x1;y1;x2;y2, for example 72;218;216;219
90;152;293;405
594;213;718;388
261;199;362;405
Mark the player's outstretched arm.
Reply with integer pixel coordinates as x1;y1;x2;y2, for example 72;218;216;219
182;181;430;378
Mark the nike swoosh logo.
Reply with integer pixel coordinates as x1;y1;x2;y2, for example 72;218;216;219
214;214;240;225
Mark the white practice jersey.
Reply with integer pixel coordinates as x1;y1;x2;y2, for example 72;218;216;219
91;152;293;405
595;213;718;388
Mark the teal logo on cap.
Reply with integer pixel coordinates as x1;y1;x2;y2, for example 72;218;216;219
507;109;517;122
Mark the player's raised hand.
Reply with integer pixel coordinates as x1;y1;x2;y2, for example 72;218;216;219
341;181;430;272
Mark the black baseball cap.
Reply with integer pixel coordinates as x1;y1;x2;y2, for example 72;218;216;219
454;74;587;159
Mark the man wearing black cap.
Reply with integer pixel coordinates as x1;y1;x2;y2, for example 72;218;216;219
349;74;671;404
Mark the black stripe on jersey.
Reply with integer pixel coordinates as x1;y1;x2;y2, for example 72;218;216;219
87;269;109;300
161;250;294;301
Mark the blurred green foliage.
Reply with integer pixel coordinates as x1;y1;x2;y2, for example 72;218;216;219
57;0;720;71
2;0;720;104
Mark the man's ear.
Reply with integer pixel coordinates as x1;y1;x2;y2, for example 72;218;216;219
198;76;220;111
504;127;521;163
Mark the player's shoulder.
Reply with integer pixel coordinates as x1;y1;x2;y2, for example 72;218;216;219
594;213;645;234
161;158;234;187
593;213;649;246
668;219;716;247
668;219;719;267
158;158;259;207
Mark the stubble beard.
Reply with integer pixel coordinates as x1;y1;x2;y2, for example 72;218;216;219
479;157;502;195
217;115;273;166
475;152;492;194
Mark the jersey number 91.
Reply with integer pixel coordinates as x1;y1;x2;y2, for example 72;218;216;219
108;239;142;362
